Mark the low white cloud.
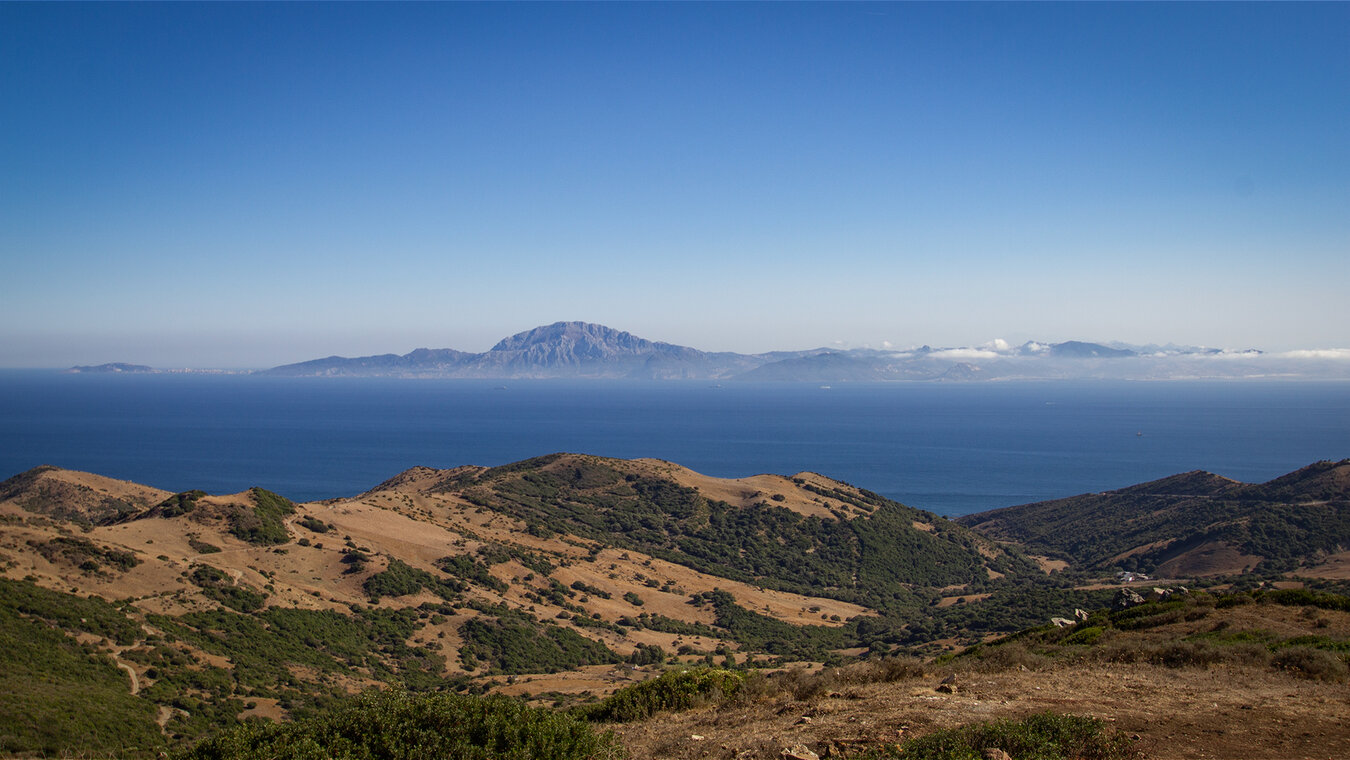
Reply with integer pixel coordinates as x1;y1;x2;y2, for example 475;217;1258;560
930;348;1003;361
881;340;894;349
1195;349;1265;360
1174;348;1350;361
979;338;1012;353
1272;349;1350;360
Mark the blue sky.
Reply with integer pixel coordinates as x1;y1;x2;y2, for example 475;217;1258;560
2;2;1347;368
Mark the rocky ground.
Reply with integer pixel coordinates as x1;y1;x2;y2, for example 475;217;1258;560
610;660;1350;760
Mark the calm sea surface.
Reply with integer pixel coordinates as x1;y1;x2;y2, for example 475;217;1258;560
1;372;1347;516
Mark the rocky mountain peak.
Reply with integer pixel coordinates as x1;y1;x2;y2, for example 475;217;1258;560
489;321;661;356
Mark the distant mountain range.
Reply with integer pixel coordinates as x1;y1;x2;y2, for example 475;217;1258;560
256;321;1350;381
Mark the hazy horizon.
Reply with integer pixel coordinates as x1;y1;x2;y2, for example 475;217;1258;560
3;3;1348;368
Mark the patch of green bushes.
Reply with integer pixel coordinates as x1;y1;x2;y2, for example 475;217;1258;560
0;578;141;644
575;667;747;723
188;538;222;554
1270;646;1349;681
297;515;331;533
363;558;443;601
229;488;295;545
188;565;266;613
458;610;619;675
862;712;1138;760
0;605;163;758
769;656;925;700
156;490;207;518
180;690;622;760
30;536;139;573
437;554;507;593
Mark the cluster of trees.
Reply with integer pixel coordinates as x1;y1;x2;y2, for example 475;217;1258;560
458;606;618;674
30;535;139;574
227;488;296;545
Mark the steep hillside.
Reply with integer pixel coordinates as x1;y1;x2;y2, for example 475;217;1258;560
424;453;1032;608
959;460;1350;577
0;465;170;525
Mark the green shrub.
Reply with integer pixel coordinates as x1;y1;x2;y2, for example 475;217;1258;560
181;690;623;760
1278;634;1350;654
575;668;746;723
229;488;295;545
1061;625;1105;646
188;538;222;554
862;712;1138;760
364;559;439;601
1271;646;1349;681
157;490;207;518
962;641;1052;672
1265;588;1350;612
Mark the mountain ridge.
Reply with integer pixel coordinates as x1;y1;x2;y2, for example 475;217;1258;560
958;459;1350;577
254;321;1346;380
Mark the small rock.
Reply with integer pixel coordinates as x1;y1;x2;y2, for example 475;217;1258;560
935;683;957;694
983;750;1013;760
690;735;705;741
795;716;813;725
781;745;820;760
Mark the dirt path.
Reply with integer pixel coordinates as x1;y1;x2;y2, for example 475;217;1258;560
112;655;139;695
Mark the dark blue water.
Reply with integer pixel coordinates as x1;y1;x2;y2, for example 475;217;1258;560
2;372;1347;516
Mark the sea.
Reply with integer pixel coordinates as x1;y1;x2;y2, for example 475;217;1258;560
1;371;1347;517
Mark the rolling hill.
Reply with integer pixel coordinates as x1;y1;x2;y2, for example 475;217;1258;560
958;460;1350;577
